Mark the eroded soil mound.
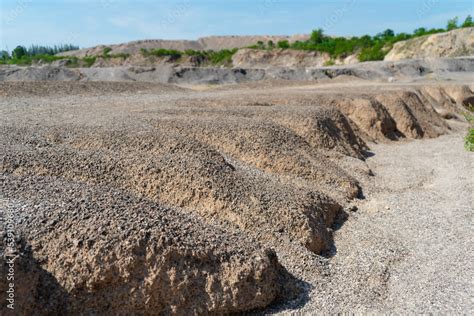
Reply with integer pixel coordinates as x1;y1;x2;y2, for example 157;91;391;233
0;176;280;315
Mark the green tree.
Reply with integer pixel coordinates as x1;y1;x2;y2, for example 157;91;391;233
267;40;275;49
462;15;473;27
447;17;458;31
12;45;27;59
310;28;325;44
0;50;10;60
413;27;427;36
277;40;290;49
382;29;395;38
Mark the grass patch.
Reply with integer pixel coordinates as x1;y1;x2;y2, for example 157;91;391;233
465;128;474;152
83;56;97;67
323;59;336;66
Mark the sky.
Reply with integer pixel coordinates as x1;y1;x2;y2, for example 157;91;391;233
1;0;473;51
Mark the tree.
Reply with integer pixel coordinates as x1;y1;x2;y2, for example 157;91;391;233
310;28;325;44
277;40;290;49
267;40;275;49
376;29;394;40
382;29;395;38
447;17;458;31
0;50;10;60
462;15;473;28
12;46;27;59
413;27;427;36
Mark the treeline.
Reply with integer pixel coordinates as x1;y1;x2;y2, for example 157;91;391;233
0;44;80;65
1;44;79;60
248;15;474;62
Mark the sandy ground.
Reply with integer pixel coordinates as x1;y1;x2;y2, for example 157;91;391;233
273;129;473;314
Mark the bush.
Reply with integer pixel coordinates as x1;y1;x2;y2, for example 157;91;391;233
141;48;182;59
358;43;389;62
103;47;112;56
207;49;237;65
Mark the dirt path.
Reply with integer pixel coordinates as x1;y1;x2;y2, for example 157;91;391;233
281;131;473;314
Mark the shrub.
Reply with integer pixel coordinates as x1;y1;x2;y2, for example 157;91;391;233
207;49;237;65
358;43;388;62
141;48;182;59
103;47;112;56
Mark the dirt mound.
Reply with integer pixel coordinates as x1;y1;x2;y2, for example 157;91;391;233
0;123;346;254
0;175;280;314
375;90;450;138
385;28;474;61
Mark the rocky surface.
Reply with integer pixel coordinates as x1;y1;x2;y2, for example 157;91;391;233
0;78;472;314
385;27;474;61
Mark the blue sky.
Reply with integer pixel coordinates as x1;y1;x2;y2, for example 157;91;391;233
1;0;473;51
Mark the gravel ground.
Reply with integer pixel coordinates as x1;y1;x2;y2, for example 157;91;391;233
271;129;473;314
0;80;472;314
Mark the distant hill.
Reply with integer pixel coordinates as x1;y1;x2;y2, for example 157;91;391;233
58;35;310;57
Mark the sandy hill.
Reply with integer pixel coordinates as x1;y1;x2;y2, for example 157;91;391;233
385;27;474;61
